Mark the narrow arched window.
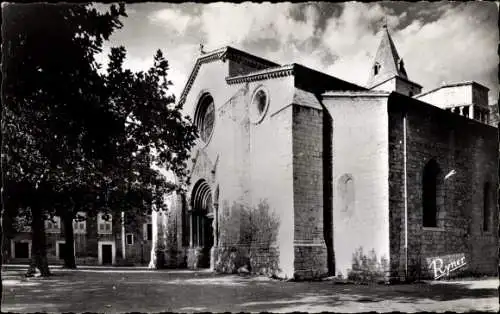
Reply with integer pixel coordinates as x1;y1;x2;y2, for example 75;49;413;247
422;159;441;227
373;63;380;76
463;106;470;118
194;93;215;143
483;182;491;232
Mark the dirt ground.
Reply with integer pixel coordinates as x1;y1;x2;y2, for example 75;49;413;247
2;265;498;313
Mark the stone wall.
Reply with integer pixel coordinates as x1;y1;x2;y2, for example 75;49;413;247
322;94;391;281
179;57;296;277
395;78;422;97
388;93;498;280
292;104;329;279
214;201;281;275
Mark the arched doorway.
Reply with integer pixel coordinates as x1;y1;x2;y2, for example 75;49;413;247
191;179;214;268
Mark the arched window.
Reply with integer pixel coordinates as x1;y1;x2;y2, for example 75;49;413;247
422;159;442;227
194;93;215;143
398;58;405;72
338;174;355;215
483;182;491;232
373;63;381;76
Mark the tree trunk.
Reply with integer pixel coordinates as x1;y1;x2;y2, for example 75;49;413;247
148;210;158;269
1;217;3;297
62;211;77;269
27;206;51;277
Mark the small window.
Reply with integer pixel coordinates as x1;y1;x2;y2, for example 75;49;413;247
73;213;87;234
147;223;153;241
250;87;270;124
373;62;381;75
98;213;112;234
126;234;134;245
45;217;61;233
473;108;480;120
398;59;405;72
144;223;153;241
463;106;469;118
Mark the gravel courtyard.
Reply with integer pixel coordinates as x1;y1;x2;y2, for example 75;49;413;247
2;265;498;313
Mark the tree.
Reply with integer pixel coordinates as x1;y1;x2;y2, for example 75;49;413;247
98;46;197;268
2;3;126;275
3;3;198;274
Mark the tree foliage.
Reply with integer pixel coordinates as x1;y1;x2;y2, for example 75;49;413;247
2;3;197;274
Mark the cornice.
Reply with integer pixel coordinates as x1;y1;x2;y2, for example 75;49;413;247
322;90;391;97
226;64;295;85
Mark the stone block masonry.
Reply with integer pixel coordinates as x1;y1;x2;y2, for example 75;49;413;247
388;93;498;281
292;104;329;279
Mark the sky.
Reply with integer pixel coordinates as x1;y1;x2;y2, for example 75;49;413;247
94;2;499;104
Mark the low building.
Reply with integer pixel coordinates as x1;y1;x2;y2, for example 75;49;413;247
6;212;154;266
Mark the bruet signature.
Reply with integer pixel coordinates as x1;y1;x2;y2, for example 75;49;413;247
428;255;467;280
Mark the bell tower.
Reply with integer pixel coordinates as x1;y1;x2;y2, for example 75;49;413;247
367;23;422;97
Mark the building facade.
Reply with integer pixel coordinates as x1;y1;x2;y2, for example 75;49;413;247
6;212;154;266
153;25;498;281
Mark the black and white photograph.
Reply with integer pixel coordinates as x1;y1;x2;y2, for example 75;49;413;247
2;1;499;313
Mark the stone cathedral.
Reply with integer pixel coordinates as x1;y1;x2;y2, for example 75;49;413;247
152;25;498;281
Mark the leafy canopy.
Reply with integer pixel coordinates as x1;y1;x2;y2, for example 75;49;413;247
2;3;197;225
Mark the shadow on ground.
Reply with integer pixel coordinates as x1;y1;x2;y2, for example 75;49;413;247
2;266;498;313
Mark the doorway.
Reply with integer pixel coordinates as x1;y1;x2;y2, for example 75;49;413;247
199;217;214;268
98;241;115;265
58;242;66;260
14;242;30;259
191;179;215;269
102;245;112;265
